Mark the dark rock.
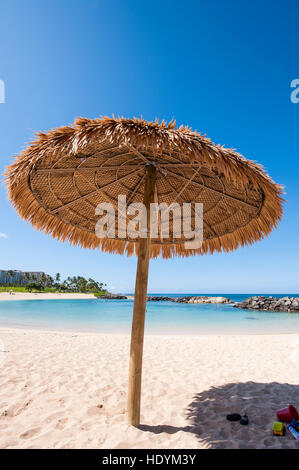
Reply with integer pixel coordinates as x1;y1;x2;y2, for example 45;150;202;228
100;293;128;299
147;296;232;304
147;296;172;301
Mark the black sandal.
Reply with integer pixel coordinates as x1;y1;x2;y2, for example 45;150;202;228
226;413;241;422
240;415;249;425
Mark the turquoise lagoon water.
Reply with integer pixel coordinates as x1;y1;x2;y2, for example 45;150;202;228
0;294;299;334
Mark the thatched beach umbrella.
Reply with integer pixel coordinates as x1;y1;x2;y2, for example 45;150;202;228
5;116;283;426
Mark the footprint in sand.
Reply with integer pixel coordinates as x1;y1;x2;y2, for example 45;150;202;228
55;418;68;430
20;427;41;439
44;411;63;424
2;399;32;417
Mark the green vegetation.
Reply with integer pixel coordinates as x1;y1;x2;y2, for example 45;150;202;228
0;273;108;296
0;286;57;293
51;274;108;294
93;291;108;298
0;286;30;293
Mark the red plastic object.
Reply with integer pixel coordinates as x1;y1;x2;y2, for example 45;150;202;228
276;405;299;423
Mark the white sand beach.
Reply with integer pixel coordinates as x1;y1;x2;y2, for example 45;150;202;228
0;327;298;449
0;293;96;301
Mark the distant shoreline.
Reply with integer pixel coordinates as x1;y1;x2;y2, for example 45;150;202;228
0;292;96;301
1;292;299;303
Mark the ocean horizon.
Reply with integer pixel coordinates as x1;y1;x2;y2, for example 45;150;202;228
0;293;299;335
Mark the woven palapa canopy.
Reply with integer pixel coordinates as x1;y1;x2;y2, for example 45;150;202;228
5;116;283;259
5;116;284;427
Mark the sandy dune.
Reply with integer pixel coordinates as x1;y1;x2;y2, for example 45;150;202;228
0;328;298;449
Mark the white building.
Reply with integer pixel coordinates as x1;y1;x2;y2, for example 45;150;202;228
0;270;47;285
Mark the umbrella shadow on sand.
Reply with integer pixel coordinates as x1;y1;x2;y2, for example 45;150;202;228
140;382;299;448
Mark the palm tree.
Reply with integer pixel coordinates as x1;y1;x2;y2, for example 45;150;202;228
60;280;68;291
54;273;61;290
87;278;98;291
67;276;76;291
76;276;88;292
7;270;15;286
47;276;54;288
40;273;48;288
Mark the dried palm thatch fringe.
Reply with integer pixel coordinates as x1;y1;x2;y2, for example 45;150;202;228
4;116;284;258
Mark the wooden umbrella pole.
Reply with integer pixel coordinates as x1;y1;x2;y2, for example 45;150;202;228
127;164;156;426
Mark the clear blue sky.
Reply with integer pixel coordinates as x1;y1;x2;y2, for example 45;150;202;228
0;0;298;293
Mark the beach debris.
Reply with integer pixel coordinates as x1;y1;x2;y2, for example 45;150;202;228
272;421;285;436
290;419;299;431
96;404;103;409
287;423;299;440
234;296;299;313
276;404;299;423
272;406;299;438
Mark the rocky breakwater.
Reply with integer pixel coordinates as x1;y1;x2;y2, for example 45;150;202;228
147;296;232;304
147;296;172;301
100;293;128;299
173;296;232;304
234;296;299;313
